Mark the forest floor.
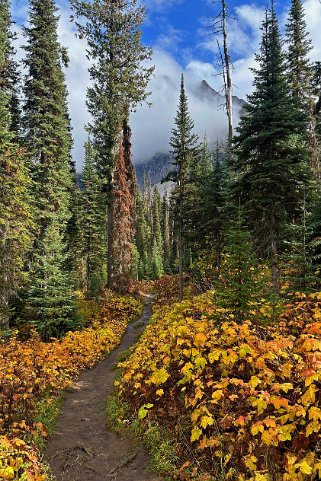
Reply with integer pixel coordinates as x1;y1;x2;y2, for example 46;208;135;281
44;295;163;481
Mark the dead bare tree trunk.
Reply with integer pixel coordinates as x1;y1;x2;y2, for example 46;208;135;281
222;0;233;143
212;0;234;145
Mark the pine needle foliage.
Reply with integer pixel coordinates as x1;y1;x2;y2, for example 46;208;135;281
22;0;76;338
233;6;312;292
0;0;32;330
70;0;154;290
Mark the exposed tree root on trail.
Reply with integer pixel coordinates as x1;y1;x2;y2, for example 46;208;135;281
45;295;163;481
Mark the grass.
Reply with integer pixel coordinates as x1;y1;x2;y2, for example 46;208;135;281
106;394;178;480
134;320;145;330
115;349;131;364
33;394;64;450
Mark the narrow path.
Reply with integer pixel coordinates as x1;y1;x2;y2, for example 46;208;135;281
45;296;163;481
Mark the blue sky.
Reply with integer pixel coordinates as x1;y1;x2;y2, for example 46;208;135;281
11;0;321;166
141;0;286;66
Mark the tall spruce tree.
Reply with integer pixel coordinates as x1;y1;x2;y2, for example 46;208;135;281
70;0;154;290
0;1;32;329
22;0;76;338
233;6;311;292
135;189;150;279
311;62;321;185
285;0;313;108
0;0;21;140
150;188;164;279
195;141;226;266
74;140;107;296
214;206;261;323
167;74;199;299
285;0;319;181
161;193;171;273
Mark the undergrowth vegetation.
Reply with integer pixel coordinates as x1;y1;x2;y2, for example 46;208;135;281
117;285;321;481
0;294;141;481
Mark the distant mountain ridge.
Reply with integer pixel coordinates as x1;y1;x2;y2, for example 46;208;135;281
135;152;172;187
197;80;246;110
135;80;245;187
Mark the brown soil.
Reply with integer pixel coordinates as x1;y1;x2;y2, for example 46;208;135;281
45;296;164;481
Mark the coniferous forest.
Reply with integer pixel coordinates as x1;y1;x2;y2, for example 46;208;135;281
1;0;321;480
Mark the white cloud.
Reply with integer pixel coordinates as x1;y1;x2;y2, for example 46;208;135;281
12;1;91;168
56;3;91;166
131;49;232;164
197;3;264;59
154;20;186;52
11;0;321;170
303;0;321;62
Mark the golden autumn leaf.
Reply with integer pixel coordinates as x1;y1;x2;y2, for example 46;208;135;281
251;422;264;436
244;455;257;471
249;376;261;389
262;428;278;446
190;426;202;442
254;474;270;481
239;344;253;357
305;372;320;386
200;415;214;429
138;403;154;420
208;349;222;363
148;368;170;386
313;462;321;477
296;460;312;475
211;390;224;403
308;406;321;421
194;355;207;369
300;384;317;406
194;333;207;347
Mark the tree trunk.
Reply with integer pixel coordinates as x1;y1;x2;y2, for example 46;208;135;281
178;179;184;301
310;110;321;184
270;209;279;293
107;195;114;289
0;298;10;332
86;253;90;295
222;0;233;144
178;219;183;301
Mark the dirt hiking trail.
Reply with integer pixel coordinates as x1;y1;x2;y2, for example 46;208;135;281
45;296;164;481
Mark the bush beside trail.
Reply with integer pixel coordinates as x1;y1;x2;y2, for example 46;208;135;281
0;294;142;481
118;291;321;481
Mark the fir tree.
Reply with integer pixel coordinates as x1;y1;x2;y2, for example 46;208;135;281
285;0;313;109
0;0;32;330
22;0;76;337
161;193;171;273
70;0;154;290
197;141;226;265
0;0;21;139
167;74;199;299
0;67;32;330
283;194;314;290
75;140;107;296
285;0;319;181
214;207;261;323
311;62;321;184
135;189;151;279
150;188;164;279
233;6;311;292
